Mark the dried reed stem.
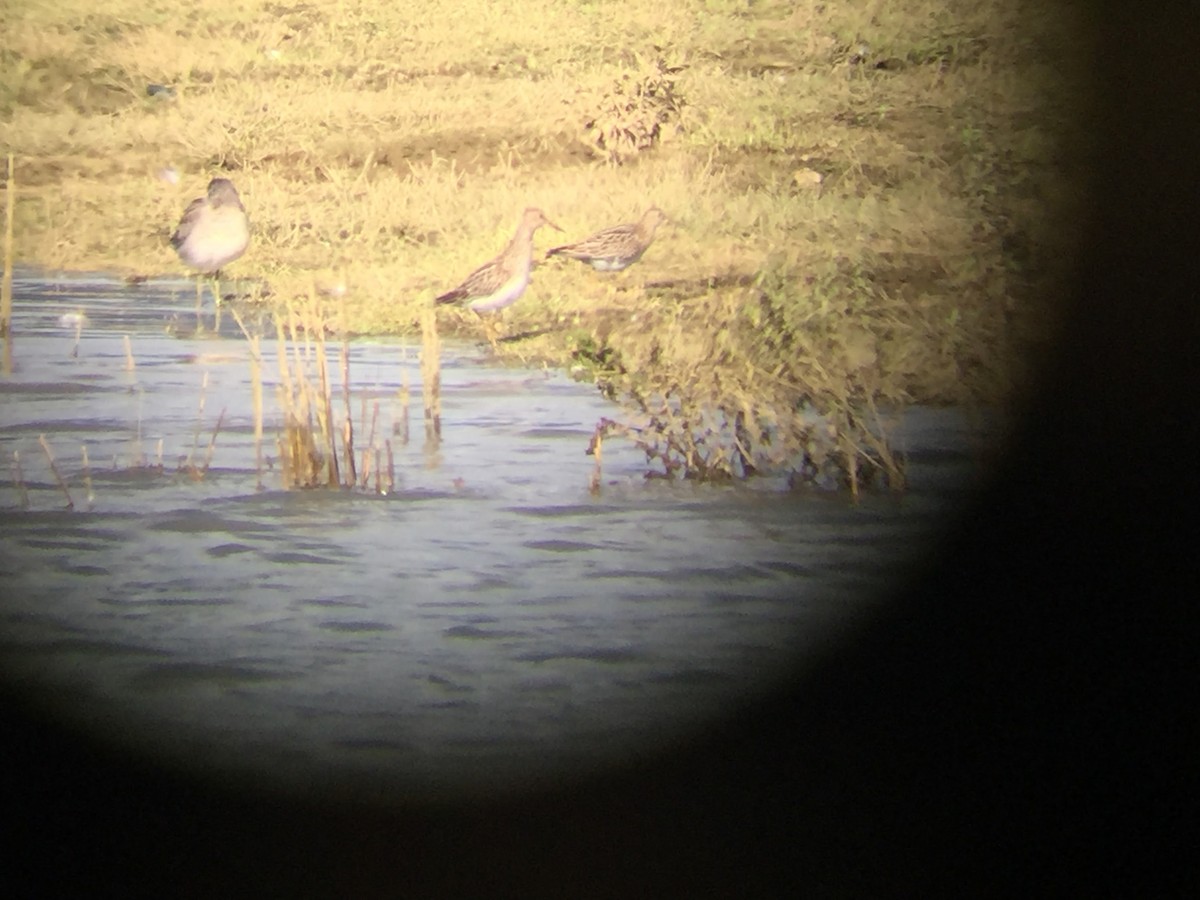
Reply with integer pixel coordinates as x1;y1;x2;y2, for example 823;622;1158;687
276;418;294;489
202;408;226;472
131;386;144;467
276;299;311;487
358;432;373;489
359;399;379;489
340;337;356;487
589;427;603;495
80;443;95;509
312;302;338;487
842;433;859;502
37;434;73;509
71;309;83;359
385;439;395;494
123;334;135;371
733;408;757;477
11;450;29;509
359;394;368;453
274;311;294;400
397;364;411;445
419;306;441;446
250;337;263;487
230;307;265;490
276;301;304;488
187;371;209;469
864;396;905;491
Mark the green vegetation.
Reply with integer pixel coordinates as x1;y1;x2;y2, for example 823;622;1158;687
0;0;1092;490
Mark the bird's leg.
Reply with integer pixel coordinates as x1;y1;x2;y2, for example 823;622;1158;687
190;273;224;333
209;271;223;308
211;273;224;332
193;276;204;328
606;272;623;305
476;311;500;352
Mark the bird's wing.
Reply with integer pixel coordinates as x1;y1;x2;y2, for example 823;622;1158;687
548;224;633;259
169;197;207;249
438;257;504;304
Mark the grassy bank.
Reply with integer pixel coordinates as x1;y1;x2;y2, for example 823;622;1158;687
1;0;1092;486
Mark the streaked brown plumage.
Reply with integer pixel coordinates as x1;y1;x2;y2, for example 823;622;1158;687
436;208;562;312
546;207;668;272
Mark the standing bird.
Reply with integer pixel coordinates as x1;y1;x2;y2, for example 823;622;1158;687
435;207;561;312
170;177;250;310
545;207;668;272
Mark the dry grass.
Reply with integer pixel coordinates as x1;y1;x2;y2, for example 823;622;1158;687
0;0;1093;488
272;290;340;489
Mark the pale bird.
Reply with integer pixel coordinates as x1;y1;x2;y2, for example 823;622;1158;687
170;178;250;276
435;207;562;312
545;207;668;272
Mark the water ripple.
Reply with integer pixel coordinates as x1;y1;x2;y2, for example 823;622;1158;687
0;270;993;801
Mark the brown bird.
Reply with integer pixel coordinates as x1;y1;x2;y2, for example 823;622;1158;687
436;208;561;312
170;178;250;275
546;207;668;272
170;178;250;313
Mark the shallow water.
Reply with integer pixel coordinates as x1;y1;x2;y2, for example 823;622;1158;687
0;271;993;802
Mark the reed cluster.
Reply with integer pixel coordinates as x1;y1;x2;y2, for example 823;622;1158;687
264;289;437;491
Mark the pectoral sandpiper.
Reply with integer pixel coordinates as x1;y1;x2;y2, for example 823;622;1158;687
545;207;668;272
436;207;561;312
170;177;250;310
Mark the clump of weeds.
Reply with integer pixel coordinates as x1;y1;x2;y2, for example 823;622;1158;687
579;54;687;165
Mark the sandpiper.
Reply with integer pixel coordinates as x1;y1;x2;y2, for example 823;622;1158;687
435;207;561;312
170;178;250;311
545;207;668;272
171;178;250;274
